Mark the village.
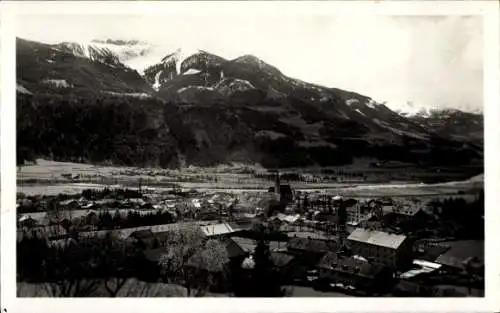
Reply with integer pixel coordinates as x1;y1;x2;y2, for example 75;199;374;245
16;170;484;297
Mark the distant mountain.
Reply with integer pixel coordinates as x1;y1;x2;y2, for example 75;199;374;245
16;38;153;96
403;108;483;143
54;41;125;68
16;37;483;169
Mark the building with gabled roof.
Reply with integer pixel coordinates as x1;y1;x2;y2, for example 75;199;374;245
347;228;413;270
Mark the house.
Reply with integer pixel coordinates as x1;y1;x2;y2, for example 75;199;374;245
347;228;413;270
220;237;248;265
270;251;296;269
287;237;340;266
59;199;80;210
316;252;394;294
230;236;287;254
435;240;484;275
382;206;430;232
287;237;339;255
399;259;442;280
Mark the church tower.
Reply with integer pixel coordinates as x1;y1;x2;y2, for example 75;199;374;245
275;169;281;201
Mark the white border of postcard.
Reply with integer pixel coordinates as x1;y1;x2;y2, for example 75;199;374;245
1;1;499;313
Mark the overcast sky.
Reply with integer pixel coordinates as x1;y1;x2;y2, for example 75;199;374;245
17;14;482;112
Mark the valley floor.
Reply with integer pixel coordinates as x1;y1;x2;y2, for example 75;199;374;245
16;159;483;199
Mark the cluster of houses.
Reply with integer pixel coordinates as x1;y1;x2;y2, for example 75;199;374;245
72;211;480;297
16;172;484;296
17;189;240;230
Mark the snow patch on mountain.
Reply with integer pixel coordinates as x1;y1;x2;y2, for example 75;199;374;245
386;100;483;117
161;48;202;75
17;84;32;95
103;91;151;98
152;71;162;91
355;109;366;116
346;99;360;106
183;69;201;76
392;101;434;118
42;79;72;88
365;99;380;109
177;86;215;94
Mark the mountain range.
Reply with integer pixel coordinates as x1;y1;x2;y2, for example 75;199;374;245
16;37;483;169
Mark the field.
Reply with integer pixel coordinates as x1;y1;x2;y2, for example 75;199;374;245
17;159;483;199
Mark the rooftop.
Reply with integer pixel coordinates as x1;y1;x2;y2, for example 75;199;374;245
220;237;247;259
231;236;287;253
317;252;387;279
270;252;296;268
399;259;442;279
200;222;237;237
435;240;484;269
288;237;339;253
347;228;407;249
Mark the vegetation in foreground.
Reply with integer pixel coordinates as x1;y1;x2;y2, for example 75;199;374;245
17;225;289;297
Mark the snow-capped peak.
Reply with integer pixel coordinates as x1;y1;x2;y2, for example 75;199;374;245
160;47;202;75
55;41;124;68
388;101;432;118
54;39;169;74
86;39;160;74
391;101;481;118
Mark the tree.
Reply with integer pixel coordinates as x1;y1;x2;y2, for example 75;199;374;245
96;232;140;297
41;240;102;297
158;226;205;296
234;223;285;297
249;239;284;297
184;239;230;296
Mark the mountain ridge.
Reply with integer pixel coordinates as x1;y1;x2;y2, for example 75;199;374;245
16;37;483;169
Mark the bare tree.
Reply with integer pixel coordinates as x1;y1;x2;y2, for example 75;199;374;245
158;226;205;296
185;239;229;296
158;227;230;296
95;232;138;297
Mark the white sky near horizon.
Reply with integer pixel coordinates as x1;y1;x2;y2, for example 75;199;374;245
17;14;482;112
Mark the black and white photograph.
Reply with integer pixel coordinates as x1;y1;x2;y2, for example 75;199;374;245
1;0;499;312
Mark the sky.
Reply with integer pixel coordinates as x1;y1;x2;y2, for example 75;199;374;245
17;14;483;113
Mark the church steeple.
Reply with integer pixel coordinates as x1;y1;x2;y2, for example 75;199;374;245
275;169;281;199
